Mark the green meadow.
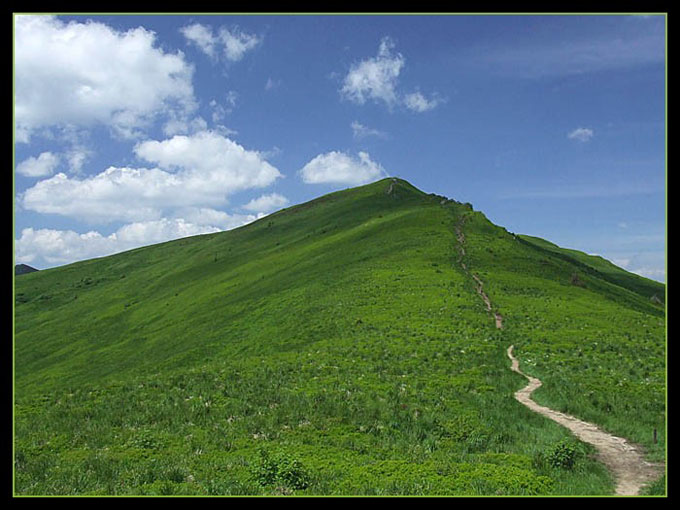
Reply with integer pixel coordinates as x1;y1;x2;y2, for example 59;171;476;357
14;178;665;496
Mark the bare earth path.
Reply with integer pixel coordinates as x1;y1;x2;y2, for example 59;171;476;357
451;212;664;495
453;216;503;329
507;345;664;495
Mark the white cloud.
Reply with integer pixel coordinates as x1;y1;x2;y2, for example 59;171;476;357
225;90;238;108
403;91;443;112
20;131;282;224
65;147;91;174
134;130;281;191
258;146;282;160
174;207;263;229
209;91;238;125
114;218;222;246
631;266;666;280
612;257;631;268
601;248;665;283
16;227;119;265
21;167;174;223
15;212;268;267
210;100;226;124
180;23;218;59
242;193;289;213
299;151;387;185
340;37;443;113
568;127;595;142
16;152;60;177
351;121;387;140
180;23;261;62
219;26;261;62
162;115;208;137
15;213;262;267
16;208;270;267
15;15;196;142
341;37;405;107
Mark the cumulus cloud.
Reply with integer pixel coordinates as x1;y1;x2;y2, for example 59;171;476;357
340;37;443;113
341;37;405;107
181;22;261;62
65;148;92;174
15;15;196;142
16;227;120;265
20;131;282;224
21;167;175;223
180;22;218;58
242;193;289;213
16;152;60;177
134;130;282;191
220;27;261;62
403;91;443;113
15;213;263;267
568;127;595;142
173;207;264;230
299;151;387;185
351;121;388;140
162;115;208;137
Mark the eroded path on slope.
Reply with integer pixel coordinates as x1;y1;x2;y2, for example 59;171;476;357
453;216;503;329
452;212;663;495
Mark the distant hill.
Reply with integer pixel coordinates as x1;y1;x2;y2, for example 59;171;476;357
13;177;665;496
15;264;38;276
517;234;664;305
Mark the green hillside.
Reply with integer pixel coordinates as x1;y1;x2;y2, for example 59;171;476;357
14;178;665;496
517;234;665;306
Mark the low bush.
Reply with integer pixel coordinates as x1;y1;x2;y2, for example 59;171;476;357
250;449;312;492
545;439;579;470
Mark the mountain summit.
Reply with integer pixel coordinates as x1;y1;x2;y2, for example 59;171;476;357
14;177;665;496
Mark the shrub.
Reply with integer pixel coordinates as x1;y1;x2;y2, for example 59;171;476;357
251;449;311;492
545;439;579;470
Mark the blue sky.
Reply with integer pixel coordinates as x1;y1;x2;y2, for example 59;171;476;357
14;13;666;282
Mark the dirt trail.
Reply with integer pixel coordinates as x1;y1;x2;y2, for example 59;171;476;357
454;216;503;330
451;211;663;495
507;345;664;495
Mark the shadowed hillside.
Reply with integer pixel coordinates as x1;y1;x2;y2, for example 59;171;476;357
15;264;38;276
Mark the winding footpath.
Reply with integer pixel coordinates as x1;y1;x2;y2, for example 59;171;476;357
507;345;664;495
452;213;664;496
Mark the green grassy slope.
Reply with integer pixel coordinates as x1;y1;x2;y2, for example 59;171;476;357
460;211;666;462
518;234;665;306
14;178;665;496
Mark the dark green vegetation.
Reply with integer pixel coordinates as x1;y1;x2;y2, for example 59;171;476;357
14;178;665;496
15;264;38;276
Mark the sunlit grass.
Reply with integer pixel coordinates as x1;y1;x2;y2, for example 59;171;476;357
14;178;665;495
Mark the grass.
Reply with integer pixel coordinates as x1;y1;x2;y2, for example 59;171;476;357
458;211;665;462
14;178;665;495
